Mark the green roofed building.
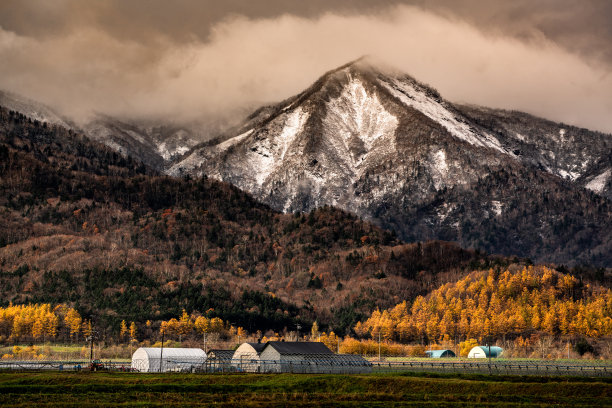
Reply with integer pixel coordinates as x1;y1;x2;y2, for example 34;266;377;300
425;349;456;358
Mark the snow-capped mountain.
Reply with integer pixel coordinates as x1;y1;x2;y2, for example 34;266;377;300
171;59;510;203
171;58;612;265
1;58;610;264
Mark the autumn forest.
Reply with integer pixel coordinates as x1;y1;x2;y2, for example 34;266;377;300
0;106;611;359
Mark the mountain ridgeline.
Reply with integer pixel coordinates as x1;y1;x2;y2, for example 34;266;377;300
2;61;610;266
170;59;612;266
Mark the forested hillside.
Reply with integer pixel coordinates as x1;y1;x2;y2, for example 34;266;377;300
0;107;511;336
356;266;612;343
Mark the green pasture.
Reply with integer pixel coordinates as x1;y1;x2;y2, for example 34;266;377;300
0;371;610;407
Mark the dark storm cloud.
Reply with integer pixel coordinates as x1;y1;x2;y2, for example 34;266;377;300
0;1;610;132
3;0;610;66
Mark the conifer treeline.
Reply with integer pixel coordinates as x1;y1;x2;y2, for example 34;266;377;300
0;303;246;345
158;310;245;341
0;303;92;343
355;266;612;342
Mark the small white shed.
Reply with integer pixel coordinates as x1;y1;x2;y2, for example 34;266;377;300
231;342;267;372
131;347;207;372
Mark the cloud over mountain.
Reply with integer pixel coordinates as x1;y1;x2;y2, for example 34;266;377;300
0;2;611;132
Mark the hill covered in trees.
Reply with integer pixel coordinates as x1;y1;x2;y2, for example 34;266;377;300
355;266;612;344
0;106;522;337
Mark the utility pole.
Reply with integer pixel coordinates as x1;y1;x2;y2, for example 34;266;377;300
86;328;97;364
378;331;381;361
87;334;94;363
159;330;165;373
203;333;207;353
488;338;492;373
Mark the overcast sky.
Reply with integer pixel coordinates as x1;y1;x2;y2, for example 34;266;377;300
1;0;611;132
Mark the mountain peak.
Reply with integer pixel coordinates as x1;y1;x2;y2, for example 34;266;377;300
322;56;398;82
167;59;612;266
343;55;377;70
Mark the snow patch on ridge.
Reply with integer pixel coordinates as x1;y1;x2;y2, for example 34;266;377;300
430;149;449;189
325;76;398;152
558;169;580;181
586;169;611;194
278;107;309;160
433;150;448;174
248;107;309;186
217;129;253;151
491;200;503;216
380;77;506;153
323;76;398;180
158;142;191;161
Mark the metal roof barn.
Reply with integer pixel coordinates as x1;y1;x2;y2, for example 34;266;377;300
468;346;503;358
131;347;206;372
259;341;372;374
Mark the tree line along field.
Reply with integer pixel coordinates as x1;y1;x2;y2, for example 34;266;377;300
2;265;611;361
0;371;609;407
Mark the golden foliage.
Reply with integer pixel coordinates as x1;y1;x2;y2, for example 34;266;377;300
0;303;82;342
356;266;612;342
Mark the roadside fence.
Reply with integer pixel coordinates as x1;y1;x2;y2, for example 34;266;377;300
1;358;611;377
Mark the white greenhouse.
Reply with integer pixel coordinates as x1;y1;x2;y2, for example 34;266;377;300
131;347;207;372
468;346;503;359
231;342;267;372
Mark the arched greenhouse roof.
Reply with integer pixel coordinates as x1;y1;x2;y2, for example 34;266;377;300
133;347;207;360
469;346;503;358
425;349;456;358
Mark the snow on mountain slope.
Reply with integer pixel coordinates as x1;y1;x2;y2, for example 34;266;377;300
322;75;398;178
245;106;310;186
170;58;612;265
2;59;610;265
586;169;611;194
83;116;211;171
455;104;612;195
171;58;509;193
379;76;507;154
0;90;71;128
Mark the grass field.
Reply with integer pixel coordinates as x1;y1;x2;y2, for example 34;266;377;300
0;371;610;407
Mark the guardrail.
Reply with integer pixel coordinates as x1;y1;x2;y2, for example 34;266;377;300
369;360;612;377
1;359;611;377
0;360;134;372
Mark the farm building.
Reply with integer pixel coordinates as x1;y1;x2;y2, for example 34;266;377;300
131;347;206;372
425;349;456;358
231;342;267;372
205;349;235;372
259;341;372;374
468;346;503;359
